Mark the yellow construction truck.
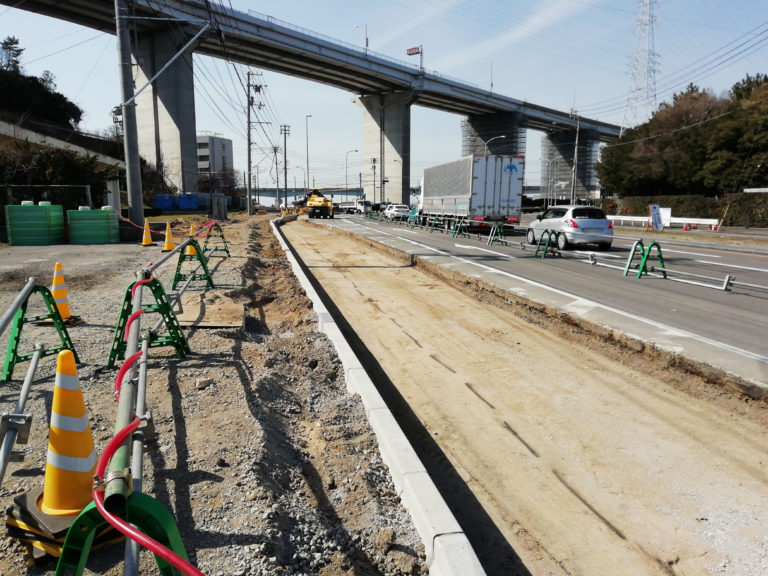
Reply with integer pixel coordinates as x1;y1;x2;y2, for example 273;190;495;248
306;189;334;219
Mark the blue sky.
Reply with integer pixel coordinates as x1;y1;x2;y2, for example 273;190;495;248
2;0;767;188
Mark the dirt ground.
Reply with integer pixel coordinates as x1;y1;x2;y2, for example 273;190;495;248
0;216;425;576
279;218;768;576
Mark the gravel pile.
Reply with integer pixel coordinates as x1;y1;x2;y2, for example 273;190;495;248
0;216;426;575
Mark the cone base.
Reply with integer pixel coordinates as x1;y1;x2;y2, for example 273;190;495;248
10;487;77;540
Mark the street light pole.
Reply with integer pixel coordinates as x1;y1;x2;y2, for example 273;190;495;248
346;149;358;194
570;109;580;204
305;114;312;192
483;134;506;154
355;24;368;54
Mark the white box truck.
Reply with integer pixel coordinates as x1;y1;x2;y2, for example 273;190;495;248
419;154;524;231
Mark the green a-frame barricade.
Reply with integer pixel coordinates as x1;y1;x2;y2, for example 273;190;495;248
172;239;215;291
534;230;560;258
55;493;190;576
203;223;230;257
623;240;667;279
106;276;190;369
2;284;79;381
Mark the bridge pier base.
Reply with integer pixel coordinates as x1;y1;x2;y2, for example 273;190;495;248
358;93;414;206
542;129;600;205
462;112;526;156
134;28;199;196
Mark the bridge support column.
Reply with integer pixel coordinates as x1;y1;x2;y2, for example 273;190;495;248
542;129;600;205
461;112;526;156
134;29;199;195
357;93;414;206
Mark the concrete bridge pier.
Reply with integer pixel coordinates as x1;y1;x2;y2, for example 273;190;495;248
358;93;415;206
461;112;527;156
542;129;601;204
134;28;199;195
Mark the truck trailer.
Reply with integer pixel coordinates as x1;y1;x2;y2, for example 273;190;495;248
337;198;372;214
419;154;524;231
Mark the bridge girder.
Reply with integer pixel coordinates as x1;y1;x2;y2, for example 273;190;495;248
3;0;620;141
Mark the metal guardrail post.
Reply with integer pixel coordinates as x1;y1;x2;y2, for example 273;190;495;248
0;344;43;485
623;240;645;276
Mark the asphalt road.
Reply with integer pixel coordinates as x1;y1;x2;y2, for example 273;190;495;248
314;215;768;388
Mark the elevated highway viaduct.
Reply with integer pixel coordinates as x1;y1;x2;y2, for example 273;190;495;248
4;0;620;207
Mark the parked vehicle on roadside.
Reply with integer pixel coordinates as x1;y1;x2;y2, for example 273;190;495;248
526;205;613;250
338;198;372;214
383;204;410;220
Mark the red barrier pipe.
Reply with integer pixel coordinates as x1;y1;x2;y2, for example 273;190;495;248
114;351;143;402
124;309;145;342
131;276;154;300
94;417;205;576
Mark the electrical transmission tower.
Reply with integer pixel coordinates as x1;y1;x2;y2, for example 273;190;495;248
621;0;659;135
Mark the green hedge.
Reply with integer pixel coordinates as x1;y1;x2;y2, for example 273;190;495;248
611;194;768;228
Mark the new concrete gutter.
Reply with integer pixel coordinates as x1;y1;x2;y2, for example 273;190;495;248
270;218;485;576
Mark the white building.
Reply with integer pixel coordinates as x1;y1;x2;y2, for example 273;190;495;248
197;133;234;192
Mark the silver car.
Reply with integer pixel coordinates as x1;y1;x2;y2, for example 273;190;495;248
526;205;613;250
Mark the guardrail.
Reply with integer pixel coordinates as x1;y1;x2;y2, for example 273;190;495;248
608;215;720;229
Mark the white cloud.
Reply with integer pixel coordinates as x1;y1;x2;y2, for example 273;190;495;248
432;0;603;71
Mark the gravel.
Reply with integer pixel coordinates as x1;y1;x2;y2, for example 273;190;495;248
0;216;426;575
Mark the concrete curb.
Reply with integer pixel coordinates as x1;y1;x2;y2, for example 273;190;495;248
270;219;485;576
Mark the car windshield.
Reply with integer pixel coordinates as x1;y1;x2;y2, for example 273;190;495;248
571;207;607;219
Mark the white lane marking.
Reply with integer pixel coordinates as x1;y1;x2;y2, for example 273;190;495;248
696;260;768;273
660;248;721;257
455;244;517;258
352;223;767;366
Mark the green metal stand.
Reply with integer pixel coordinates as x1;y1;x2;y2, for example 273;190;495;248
623;240;666;279
2;285;79;381
106;277;191;369
428;217;444;233
172;239;215;290
487;224;508;246
55;493;190;576
637;241;666;279
203;223;230;257
451;219;470;238
534;230;560;258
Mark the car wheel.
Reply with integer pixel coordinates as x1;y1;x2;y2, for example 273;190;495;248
597;243;611;251
556;233;569;250
526;228;536;244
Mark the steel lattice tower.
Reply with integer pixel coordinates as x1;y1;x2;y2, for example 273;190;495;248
621;0;659;135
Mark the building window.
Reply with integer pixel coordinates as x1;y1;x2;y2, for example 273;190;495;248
198;155;209;162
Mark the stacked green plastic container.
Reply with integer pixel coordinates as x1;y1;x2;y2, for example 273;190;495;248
5;201;65;245
67;206;120;244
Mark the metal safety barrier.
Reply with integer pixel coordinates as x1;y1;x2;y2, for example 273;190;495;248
57;222;227;575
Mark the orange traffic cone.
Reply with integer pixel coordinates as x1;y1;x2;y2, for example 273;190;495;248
39;350;97;516
140;219;155;246
185;224;197;256
161;222;175;252
50;262;71;322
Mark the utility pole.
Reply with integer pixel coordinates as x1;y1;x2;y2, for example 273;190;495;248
273;146;280;208
113;0;143;226
570;110;580;204
246;72;264;213
246;74;254;215
281;125;290;210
